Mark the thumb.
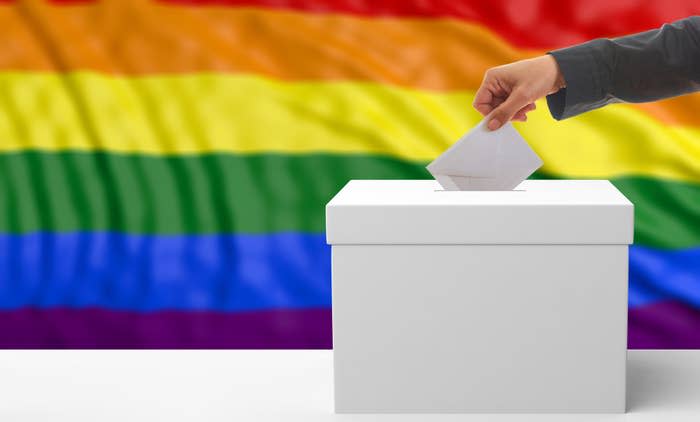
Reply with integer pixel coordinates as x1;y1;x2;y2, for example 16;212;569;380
487;91;527;130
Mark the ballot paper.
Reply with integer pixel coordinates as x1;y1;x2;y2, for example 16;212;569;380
427;119;543;191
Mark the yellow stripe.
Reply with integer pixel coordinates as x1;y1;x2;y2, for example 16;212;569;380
1;71;699;184
524;105;700;182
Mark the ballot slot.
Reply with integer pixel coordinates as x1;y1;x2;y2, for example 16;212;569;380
433;188;527;192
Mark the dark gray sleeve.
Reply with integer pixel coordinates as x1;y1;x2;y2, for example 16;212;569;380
546;16;700;120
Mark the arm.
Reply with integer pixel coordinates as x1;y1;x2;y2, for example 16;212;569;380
547;16;700;120
474;16;700;129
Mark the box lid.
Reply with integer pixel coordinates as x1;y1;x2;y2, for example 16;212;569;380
326;180;633;245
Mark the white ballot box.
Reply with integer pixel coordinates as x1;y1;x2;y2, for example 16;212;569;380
326;180;633;413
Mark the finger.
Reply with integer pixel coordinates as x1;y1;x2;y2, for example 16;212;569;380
521;102;536;112
512;111;528;121
472;91;493;116
511;103;536;121
476;94;508;117
474;103;493;116
472;72;498;116
487;90;528;130
492;94;507;108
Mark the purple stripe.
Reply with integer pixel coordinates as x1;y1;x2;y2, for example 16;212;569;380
0;308;332;349
3;301;698;349
628;301;700;349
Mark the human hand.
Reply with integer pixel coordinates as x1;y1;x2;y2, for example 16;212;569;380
473;55;566;130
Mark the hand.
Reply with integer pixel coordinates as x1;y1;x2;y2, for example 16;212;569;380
473;55;566;130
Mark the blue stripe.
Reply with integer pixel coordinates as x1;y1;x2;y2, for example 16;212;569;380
628;245;700;308
0;232;331;311
0;232;695;311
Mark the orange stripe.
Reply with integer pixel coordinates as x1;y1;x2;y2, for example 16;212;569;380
0;0;532;82
0;3;54;70
635;96;700;127
0;0;699;127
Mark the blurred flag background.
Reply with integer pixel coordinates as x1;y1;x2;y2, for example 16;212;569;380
0;0;698;348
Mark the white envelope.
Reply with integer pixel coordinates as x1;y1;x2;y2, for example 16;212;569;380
427;120;543;191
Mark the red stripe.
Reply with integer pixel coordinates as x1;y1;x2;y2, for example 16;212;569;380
161;0;700;49
0;308;332;349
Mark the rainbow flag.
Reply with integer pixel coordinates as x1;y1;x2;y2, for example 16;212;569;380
0;0;698;348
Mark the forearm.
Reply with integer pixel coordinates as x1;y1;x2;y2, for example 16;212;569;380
546;16;700;120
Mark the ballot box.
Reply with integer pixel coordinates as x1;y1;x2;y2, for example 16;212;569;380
326;180;633;413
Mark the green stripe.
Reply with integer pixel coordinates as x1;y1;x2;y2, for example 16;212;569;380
610;177;700;249
0;151;697;249
532;173;700;249
0;151;426;234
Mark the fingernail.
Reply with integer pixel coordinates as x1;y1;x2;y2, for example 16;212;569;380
487;119;500;130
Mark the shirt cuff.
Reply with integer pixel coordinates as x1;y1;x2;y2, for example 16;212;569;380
545;39;611;120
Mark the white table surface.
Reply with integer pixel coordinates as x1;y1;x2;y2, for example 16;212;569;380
0;350;698;421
